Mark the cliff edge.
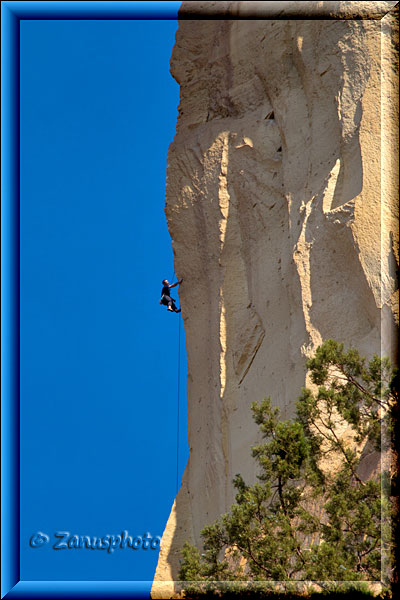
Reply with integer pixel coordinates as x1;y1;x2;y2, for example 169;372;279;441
152;2;399;597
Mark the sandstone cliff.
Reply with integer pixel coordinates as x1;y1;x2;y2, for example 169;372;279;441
152;2;398;597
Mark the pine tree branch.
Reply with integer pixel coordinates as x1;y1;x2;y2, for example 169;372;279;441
317;411;365;486
330;365;387;409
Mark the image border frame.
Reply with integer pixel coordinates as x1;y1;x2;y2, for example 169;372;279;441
2;1;398;598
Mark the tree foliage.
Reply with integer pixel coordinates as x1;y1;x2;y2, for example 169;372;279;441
179;340;396;596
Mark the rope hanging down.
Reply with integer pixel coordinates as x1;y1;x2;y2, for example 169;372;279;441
176;312;181;494
169;269;180;494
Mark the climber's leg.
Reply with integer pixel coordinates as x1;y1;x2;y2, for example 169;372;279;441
169;297;181;312
163;295;174;311
162;294;180;313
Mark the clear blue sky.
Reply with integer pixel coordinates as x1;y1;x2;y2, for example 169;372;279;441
20;11;187;591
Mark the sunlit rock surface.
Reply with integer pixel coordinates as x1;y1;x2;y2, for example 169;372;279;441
151;2;398;597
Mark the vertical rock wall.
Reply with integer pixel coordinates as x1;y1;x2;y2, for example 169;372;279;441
152;2;398;597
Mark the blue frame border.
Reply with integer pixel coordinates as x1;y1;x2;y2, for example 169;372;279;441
1;3;179;599
3;2;397;599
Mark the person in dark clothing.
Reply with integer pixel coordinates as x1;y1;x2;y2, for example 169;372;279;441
160;278;183;312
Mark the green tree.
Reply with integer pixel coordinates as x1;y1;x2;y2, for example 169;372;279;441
179;340;396;596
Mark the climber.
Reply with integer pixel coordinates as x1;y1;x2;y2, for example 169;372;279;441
160;278;183;313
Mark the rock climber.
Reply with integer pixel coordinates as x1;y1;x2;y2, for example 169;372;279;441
160;278;183;313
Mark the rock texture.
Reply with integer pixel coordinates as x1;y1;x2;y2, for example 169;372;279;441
151;2;398;597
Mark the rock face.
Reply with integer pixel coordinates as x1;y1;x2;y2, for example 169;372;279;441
151;2;398;597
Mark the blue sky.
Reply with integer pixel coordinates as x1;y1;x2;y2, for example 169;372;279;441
20;12;186;591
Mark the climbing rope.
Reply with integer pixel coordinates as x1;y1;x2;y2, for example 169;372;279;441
166;269;181;494
169;269;181;494
176;311;181;494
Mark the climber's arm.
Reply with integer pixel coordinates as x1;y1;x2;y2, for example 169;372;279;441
169;278;183;289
